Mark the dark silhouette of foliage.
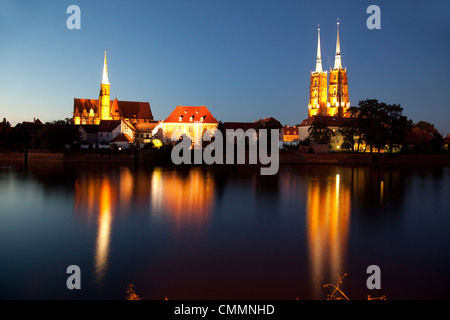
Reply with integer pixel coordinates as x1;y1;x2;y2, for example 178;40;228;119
30;120;80;150
339;99;414;153
308;119;334;144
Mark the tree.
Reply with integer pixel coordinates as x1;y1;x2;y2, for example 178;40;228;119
7;123;33;152
30;120;80;150
413;121;443;153
254;117;282;152
383;103;411;153
342;99;411;153
339;106;359;151
356;99;383;152
308;119;334;144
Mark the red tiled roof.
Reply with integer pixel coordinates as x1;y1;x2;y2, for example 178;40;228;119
256;117;279;124
223;122;256;131
110;133;132;143
133;121;160;132
74;99;99;113
98;120;121;132
299;115;350;127
74;98;153;120
79;124;99;134
116;100;153;120
164;106;218;124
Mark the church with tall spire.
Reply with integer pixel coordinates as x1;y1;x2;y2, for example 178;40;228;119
299;20;351;150
73;51;154;125
327;21;350;117
308;26;328;117
99;51;112;121
307;20;350;118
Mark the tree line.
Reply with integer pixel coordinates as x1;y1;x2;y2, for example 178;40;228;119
307;99;447;153
0;118;79;152
1;100;447;154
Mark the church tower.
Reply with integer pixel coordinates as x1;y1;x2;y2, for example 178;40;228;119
308;27;328;117
327;21;350;117
99;51;112;121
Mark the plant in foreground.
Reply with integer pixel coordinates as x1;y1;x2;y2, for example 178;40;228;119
125;284;141;300
323;274;386;300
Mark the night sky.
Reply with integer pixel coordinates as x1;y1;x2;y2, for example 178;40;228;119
0;0;449;134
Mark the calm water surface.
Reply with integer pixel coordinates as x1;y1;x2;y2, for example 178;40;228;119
0;161;449;300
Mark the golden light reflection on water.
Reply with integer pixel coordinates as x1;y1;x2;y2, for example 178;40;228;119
74;168;145;285
307;173;351;299
380;180;384;204
94;178;113;284
150;168;215;230
74;171;119;285
120;168;133;206
74;166;215;286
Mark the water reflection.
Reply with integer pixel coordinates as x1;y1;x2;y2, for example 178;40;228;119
95;178;114;285
72;166;217;286
71;165;393;294
306;171;351;299
150;168;215;230
74;170;119;285
3;160;447;299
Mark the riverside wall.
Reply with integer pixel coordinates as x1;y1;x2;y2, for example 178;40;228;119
1;151;450;165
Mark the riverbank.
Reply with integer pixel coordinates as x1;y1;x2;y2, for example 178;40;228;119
1;150;450;165
279;152;450;165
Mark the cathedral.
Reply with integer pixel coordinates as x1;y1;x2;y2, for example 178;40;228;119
73;52;153;125
298;21;351;150
308;21;350;118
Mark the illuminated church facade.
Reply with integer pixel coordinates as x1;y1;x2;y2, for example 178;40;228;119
308;21;350;118
73;52;153;126
297;21;351;150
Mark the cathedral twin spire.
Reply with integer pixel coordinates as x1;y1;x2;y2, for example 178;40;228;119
333;21;342;70
315;21;342;73
309;20;349;118
315;27;323;73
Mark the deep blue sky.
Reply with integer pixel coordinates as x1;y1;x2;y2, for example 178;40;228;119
0;0;449;134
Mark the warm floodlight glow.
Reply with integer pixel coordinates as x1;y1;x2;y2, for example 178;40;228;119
102;51;109;85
